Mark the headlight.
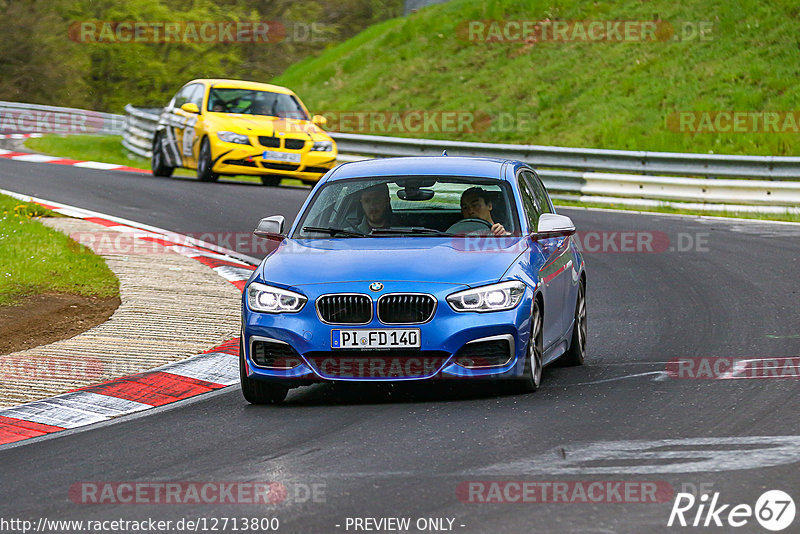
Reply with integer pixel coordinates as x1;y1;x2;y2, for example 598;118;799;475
217;131;250;145
247;282;307;313
310;140;333;151
446;281;526;312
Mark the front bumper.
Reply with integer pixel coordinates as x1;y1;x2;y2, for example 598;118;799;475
241;281;533;383
210;139;337;180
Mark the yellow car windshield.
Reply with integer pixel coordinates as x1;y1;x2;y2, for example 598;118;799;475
207;88;309;120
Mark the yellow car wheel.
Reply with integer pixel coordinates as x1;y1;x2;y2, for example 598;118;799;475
260;175;281;187
197;138;219;182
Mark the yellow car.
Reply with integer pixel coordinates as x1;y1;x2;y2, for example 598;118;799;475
151;79;337;186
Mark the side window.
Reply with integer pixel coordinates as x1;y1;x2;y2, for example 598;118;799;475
189;84;205;109
522;170;552;216
516;172;541;230
173;84;198;109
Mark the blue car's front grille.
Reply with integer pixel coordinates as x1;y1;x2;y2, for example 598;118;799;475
316;294;372;324
377;294;436;324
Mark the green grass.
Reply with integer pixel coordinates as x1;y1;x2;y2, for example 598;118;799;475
24;135;304;186
0;194;119;306
275;0;800;156
553;197;800;222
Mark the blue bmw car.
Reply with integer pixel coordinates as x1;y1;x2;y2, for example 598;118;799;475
240;156;586;403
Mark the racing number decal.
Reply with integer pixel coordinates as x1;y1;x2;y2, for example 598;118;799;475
182;123;196;157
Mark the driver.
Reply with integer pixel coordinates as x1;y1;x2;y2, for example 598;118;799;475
459;187;510;236
354;182;392;233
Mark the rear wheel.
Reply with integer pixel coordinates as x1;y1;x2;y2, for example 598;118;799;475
560;280;587;366
197;138;219;182
239;339;288;404
151;132;174;177
513;299;543;393
259;175;281;186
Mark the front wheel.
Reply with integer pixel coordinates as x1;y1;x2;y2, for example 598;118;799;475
513;299;543;393
560;280;586;366
197;138;219;182
239;339;288;404
151;132;174;177
259;175;281;186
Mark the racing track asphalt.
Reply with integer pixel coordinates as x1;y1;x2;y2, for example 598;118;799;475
0;159;799;533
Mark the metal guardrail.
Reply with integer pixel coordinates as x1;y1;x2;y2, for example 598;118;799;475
119;106;800;211
330;132;800;180
122;105;161;158
0;100;125;136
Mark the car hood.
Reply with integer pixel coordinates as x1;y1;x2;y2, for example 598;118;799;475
213;114;324;138
259;237;529;288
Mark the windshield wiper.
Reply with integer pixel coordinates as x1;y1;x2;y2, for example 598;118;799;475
302;226;367;238
370;227;453;236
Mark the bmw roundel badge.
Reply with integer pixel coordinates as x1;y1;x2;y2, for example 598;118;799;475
369;282;383;292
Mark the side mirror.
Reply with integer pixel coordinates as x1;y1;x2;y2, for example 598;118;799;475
253;215;286;240
535;213;576;239
312;115;328;128
180;102;200;114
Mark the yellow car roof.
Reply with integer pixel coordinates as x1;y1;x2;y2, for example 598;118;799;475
185;79;295;95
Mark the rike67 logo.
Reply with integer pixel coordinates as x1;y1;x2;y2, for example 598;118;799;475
668;490;795;531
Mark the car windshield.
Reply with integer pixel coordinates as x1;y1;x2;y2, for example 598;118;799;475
207;88;309;120
292;176;520;238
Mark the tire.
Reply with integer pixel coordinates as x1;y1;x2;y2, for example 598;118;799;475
513;298;543;393
197;138;219;182
260;175;281;186
151;132;174;177
239;339;288;404
559;279;587;366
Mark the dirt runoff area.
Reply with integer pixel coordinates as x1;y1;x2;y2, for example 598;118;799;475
0;294;120;356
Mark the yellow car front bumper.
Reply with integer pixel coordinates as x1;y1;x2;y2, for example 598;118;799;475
210;141;338;181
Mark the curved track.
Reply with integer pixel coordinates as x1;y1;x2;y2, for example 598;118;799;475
1;160;799;533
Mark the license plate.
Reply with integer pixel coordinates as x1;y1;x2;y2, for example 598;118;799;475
262;150;301;163
331;329;421;349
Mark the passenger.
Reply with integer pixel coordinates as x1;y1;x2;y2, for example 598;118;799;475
459;187;510;236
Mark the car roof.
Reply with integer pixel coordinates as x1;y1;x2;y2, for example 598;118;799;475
184;79;295;95
326;156;526;182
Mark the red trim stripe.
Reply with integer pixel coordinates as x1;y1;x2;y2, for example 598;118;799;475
193;255;255;270
205;337;240;356
78;371;224;407
82;217;129;229
0;416;64;445
114;166;150;174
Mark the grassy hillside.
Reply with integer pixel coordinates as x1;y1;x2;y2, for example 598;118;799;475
275;0;800;156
